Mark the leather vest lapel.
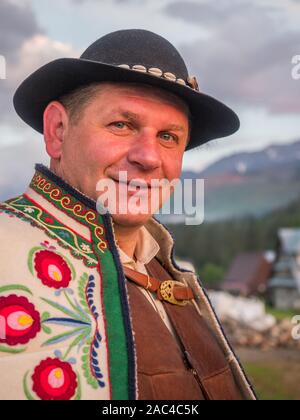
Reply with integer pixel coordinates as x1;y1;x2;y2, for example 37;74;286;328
146;258;244;400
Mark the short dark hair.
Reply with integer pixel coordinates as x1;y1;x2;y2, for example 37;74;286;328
58;82;103;125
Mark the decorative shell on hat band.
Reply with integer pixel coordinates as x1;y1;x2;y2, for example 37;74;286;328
117;64;200;92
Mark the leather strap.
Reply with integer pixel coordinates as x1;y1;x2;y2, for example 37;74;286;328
123;265;194;304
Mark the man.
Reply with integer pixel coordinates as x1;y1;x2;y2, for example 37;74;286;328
0;29;255;400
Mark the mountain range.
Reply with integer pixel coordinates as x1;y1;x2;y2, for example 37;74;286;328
164;139;300;222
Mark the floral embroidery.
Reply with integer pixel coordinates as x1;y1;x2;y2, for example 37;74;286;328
17;271;104;400
0;167;134;400
0;166;129;398
28;240;105;391
34;250;73;289
23;207;35;214
44;216;55;224
32;358;77;400
84;274;104;388
0;295;41;346
80;243;92;253
40;274;105;389
28;241;76;290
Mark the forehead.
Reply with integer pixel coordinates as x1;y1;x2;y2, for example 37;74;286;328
91;82;190;117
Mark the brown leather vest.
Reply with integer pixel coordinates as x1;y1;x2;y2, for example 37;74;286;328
126;258;244;400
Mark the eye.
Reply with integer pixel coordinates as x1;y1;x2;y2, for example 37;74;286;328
111;121;128;129
159;132;178;143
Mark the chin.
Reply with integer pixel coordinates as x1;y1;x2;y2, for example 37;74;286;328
111;212;153;228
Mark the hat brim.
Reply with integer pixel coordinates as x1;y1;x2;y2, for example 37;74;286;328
13;58;240;150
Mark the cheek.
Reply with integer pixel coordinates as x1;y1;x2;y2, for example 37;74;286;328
163;153;184;180
85;140;127;173
61;138;81;170
64;132;114;171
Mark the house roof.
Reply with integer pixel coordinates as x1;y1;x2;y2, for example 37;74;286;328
279;228;300;255
223;252;272;295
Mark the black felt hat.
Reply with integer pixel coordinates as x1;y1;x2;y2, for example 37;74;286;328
13;29;240;150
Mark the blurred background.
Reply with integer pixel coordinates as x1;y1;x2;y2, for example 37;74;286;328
1;0;300;400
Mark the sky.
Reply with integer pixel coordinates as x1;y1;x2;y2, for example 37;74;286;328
0;0;299;198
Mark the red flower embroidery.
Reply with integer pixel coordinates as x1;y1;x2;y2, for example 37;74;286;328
0;295;41;346
32;358;77;400
44;217;54;224
34;250;72;289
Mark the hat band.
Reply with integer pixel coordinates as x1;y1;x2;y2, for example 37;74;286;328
117;64;200;92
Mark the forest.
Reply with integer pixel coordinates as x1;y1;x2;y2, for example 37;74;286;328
167;197;300;288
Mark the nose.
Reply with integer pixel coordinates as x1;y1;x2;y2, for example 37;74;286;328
127;130;162;172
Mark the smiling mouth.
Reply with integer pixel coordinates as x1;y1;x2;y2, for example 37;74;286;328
110;177;155;189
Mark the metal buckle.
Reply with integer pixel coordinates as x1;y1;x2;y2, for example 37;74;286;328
159;280;188;306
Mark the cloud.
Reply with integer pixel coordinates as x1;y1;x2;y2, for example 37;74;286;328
7;34;77;88
163;0;300;115
0;137;48;201
0;0;41;60
0;0;77;127
71;0;138;3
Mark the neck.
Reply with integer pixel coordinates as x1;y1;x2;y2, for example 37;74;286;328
113;223;141;259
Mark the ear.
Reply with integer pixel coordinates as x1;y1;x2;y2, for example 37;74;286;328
43;101;69;159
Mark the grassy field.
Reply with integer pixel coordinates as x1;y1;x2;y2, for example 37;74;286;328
265;306;299;322
237;349;300;400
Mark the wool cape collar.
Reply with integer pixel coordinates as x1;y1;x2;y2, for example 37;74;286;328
0;164;256;400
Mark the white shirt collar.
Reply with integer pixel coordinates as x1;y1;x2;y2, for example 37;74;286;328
118;226;160;267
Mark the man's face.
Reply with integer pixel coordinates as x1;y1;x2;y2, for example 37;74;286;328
50;83;189;227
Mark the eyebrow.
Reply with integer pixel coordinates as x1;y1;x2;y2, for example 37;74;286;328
107;108;186;132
